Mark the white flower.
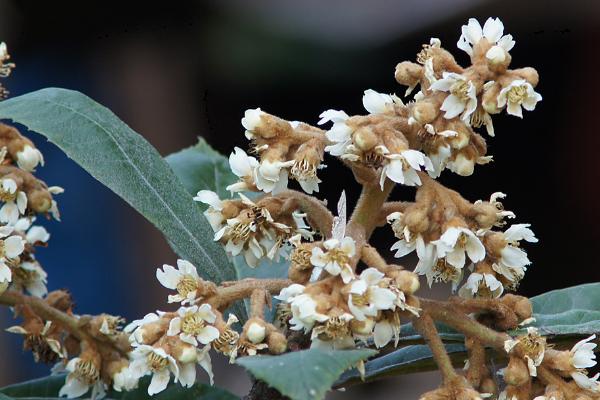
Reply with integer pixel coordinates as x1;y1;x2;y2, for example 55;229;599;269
111;366;139;392
156;260;203;304
255;159;294;194
388;212;425;258
124;312;162;345
15;261;48;297
373;317;401;349
319;109;352;157
59;357;106;399
572;371;600;393
457;17;515;57
129;345;179;395
362;89;400;114
225;147;260;193
380;148;433;189
497;80;542;118
167;304;220;346
0;178;27;224
310;313;356;350
194;190;225;232
0;228;26;285
458;272;504;298
430;73;478;122
570;334;597;369
275;283;306;302
347;268;396;320
16;145;45;172
241;108;265;139
310;237;356;283
434;227;485;269
504;327;545;377
288;293;329;332
492;224;537;284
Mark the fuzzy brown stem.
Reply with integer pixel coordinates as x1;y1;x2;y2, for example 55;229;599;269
414;313;458;383
350;179;395;239
0;290;129;356
361;245;391;272
276;190;333;237
210;279;291;310
249;289;269;319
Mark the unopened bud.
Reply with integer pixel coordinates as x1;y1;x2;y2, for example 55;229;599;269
449;129;470;150
350;318;375;336
449;153;475;176
394;270;420;295
501;294;533;322
505;356;530;386
28;189;52;213
482;82;502;114
135;319;169;345
168;337;197;364
403;207;430;234
353;128;379;152
513;67;539;87
394;61;422;87
412;102;438;124
246;321;267;344
267;330;287;354
472;203;500;229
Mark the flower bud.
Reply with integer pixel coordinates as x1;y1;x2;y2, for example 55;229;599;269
394;270;420;295
28;189;52;213
16;145;44;172
267;330;287;354
513;67;539;87
353;128;379;152
501;294;533;322
350;318;375;336
482;82;502;114
412;102;438;124
246;321;267;344
394;61;422;87
168;337;198;364
403;207;430;234
505;356;530;386
449;153;475;176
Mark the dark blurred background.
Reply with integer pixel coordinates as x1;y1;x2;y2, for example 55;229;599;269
0;0;598;398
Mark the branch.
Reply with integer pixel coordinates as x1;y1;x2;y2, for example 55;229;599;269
209;279;291;309
413;312;458;383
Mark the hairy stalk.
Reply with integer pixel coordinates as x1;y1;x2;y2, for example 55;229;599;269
361;244;392;272
414;313;458;383
209;279;291;309
0;290;129;356
350;179;395;239
277;189;334;237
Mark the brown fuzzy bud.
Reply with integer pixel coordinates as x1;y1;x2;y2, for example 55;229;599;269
501;294;533;322
267;330;287;354
505;356;530;386
512;67;539;87
482;82;502;114
395;61;422;87
449;151;475;176
412;101;438;124
403;206;430;234
394;270;420;295
135;318;170;345
165;336;197;364
350;318;375;336
45;290;74;312
353;127;379;152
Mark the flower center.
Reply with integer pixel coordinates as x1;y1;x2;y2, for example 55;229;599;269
351;292;370;307
519;331;546;359
362;150;385;169
450;80;471;102
176;275;198;298
326;248;350;268
291;159;317;181
291;247;312;270
213;328;240;355
507;85;527;104
316;317;351;340
181;313;206;336
74;359;100;385
432;259;460;283
470;108;486;128
0;187;16;202
147;352;169;372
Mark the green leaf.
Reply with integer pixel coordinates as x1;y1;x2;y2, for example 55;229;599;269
0;88;235;284
237;348;376;400
165;138;237;200
528;282;600;336
0;375;238;400
336;344;466;386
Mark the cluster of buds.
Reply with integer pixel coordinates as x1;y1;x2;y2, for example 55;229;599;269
387;185;537;297
499;329;599;399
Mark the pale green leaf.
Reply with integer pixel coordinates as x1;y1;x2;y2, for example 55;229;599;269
0;88;234;284
237;348;376;400
165;138;237;200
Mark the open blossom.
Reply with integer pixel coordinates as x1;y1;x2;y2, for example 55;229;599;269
497;79;542;118
310;237;356;283
572;371;600;393
492;224;537;285
241;108;265;139
124;312;163;345
379;147;433;189
193;190;225;232
275;284;328;332
12;261;48;297
388;212;426;258
0;225;26;285
458;272;504;298
0;178;27;224
362;89;401;114
128;345;180;395
16;144;45;172
225;147;260;193
457;17;515;59
430;73;477;122
156;259;204;304
58;357;105;399
569;334;597;369
311;313;355;350
347;268;396;320
504;327;546;377
167;304;220;347
319;109;352;157
434;226;485;269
